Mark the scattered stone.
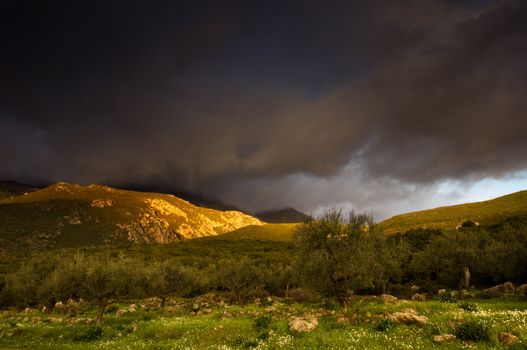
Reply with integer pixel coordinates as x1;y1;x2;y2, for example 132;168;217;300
91;199;114;208
128;304;137;313
116;309;128;317
498;332;518;346
433;334;456;344
23;307;36;314
437;289;447;295
412;293;426;302
221;311;233;319
388;308;428;325
483;282;515;298
288;315;318;333
517;284;527;295
336;315;348;324
379;294;398;303
50;317;63;324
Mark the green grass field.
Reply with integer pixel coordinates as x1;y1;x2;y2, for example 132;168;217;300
379;190;527;234
1;295;526;349
215;224;298;242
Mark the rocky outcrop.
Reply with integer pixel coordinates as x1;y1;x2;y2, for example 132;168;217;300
379;294;398;303
483;282;515;298
498;332;518;346
0;182;265;250
288;315;318;333
388;309;428;325
411;293;426;301
517;284;527;295
433;334;456;344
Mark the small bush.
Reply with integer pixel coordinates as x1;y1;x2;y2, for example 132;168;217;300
508;342;527;350
440;294;457;303
72;326;103;342
254;314;272;339
426;323;443;336
234;336;260;349
374;318;396;332
104;304;119;314
388;284;413;299
453;320;491;342
458;302;478;312
288;288;319;303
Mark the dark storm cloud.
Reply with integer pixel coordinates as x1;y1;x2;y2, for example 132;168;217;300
1;0;526;214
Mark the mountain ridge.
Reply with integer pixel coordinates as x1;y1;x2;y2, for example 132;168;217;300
0;182;262;252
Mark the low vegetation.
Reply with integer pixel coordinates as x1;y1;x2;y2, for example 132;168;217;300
1;209;527;349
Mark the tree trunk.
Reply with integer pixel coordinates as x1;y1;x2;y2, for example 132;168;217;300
285;283;290;298
382;280;388;295
96;302;107;325
46;297;56;314
159;296;166;315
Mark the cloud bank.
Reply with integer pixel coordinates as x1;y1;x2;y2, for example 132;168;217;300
1;0;526;219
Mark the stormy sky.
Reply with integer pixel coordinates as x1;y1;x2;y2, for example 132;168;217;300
1;0;527;220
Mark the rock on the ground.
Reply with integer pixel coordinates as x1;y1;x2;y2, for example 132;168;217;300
483;282;515;298
288;315;318;333
388;308;428;325
433;334;456;343
411;293;426;301
379;294;398;303
437;289;447;295
517;284;527;295
498;332;518;346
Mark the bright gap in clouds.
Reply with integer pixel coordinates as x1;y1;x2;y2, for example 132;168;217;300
437;170;527;204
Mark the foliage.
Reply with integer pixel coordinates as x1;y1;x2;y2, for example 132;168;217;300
293;210;404;305
373;318;396;332
453;319;491;342
254;314;273;339
71;326;103;342
458;301;478;312
439;294;458;303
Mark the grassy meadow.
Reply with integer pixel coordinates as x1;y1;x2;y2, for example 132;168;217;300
1;295;527;349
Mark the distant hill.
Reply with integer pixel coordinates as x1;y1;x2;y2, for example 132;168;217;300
255;207;309;223
116;183;245;212
379;190;527;234
215;223;298;241
0;182;262;252
0;180;39;201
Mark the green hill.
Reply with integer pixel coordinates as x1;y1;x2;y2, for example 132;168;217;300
379;190;527;234
214;223;298;241
0;182;262;252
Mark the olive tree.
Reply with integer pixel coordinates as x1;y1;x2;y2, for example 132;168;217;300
294;210;401;307
141;261;199;314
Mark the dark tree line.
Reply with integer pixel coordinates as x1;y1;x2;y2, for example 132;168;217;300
1;213;526;317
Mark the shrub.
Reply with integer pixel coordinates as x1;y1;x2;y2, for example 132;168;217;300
72;326;103;342
374;318;396;332
440;294;457;303
453;320;491;342
234;336;260;349
426;323;443;336
458;301;478;312
288;288;320;303
254;314;272;339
